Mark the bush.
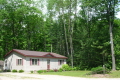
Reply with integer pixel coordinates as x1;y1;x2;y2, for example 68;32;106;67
54;69;58;72
7;70;11;72
87;66;110;75
61;64;71;71
91;67;104;74
19;70;24;73
37;70;43;74
49;70;54;72
71;67;80;71
4;69;11;72
37;70;47;73
12;69;17;72
58;68;63;72
30;71;33;73
43;70;47;73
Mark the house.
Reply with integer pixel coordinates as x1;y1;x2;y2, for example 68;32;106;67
4;49;67;72
0;60;4;71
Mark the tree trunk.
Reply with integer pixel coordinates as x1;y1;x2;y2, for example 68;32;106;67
62;6;70;56
109;22;116;71
69;0;73;68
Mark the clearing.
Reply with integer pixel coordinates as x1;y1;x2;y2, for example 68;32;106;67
0;72;120;80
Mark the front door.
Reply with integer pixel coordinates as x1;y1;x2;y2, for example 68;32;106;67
47;59;50;70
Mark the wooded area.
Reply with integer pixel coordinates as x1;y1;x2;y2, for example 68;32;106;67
0;0;120;70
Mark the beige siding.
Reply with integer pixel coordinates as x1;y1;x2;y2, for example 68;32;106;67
4;52;25;71
25;57;66;71
4;52;66;72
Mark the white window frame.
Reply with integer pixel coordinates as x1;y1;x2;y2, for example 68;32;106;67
5;60;7;67
17;59;22;65
32;59;38;65
59;60;64;65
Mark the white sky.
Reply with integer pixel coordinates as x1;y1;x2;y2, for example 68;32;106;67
35;0;120;19
116;12;120;18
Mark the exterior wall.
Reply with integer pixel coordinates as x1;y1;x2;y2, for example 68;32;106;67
25;57;66;71
0;61;4;71
4;52;25;71
4;52;66;72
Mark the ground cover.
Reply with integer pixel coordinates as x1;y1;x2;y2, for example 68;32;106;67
40;70;120;78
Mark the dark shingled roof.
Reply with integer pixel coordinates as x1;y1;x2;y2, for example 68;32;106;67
5;49;67;59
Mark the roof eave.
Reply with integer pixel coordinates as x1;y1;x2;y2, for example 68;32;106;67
25;55;67;59
5;49;26;57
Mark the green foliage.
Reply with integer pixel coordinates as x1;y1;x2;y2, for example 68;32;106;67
37;70;47;74
19;70;24;73
37;70;43;74
30;71;33;73
60;64;71;71
87;67;110;75
71;67;79;71
43;70;47;73
49;70;54;72
12;69;17;72
58;68;63;72
7;70;11;72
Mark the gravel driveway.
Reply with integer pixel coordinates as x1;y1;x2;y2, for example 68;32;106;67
0;72;120;80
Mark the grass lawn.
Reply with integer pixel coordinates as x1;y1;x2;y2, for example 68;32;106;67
41;71;91;77
109;71;120;78
40;70;120;78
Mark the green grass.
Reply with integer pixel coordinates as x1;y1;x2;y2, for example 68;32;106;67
40;70;120;78
41;71;91;77
109;71;120;78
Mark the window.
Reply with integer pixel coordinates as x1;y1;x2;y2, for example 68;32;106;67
47;59;50;65
58;60;64;65
5;60;7;67
30;59;39;65
45;55;53;57
32;59;37;65
17;59;23;65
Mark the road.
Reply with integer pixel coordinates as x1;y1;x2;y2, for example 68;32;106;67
0;72;120;80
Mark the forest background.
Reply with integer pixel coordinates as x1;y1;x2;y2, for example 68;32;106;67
0;0;120;70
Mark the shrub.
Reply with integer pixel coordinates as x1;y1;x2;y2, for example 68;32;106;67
54;69;58;72
12;69;17;72
4;69;11;72
37;70;43;74
61;64;71;71
91;67;104;74
43;70;47;73
87;66;110;75
19;70;24;73
37;70;47;73
58;68;63;72
30;71;33;73
49;70;54;72
7;70;11;72
71;67;80;71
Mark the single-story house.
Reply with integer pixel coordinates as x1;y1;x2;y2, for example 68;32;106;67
0;60;4;71
4;49;67;72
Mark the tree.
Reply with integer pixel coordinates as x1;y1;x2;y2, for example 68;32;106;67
0;0;43;58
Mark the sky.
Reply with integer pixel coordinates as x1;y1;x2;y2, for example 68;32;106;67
116;12;120;18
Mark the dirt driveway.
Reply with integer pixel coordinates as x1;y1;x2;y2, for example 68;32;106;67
0;72;120;80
